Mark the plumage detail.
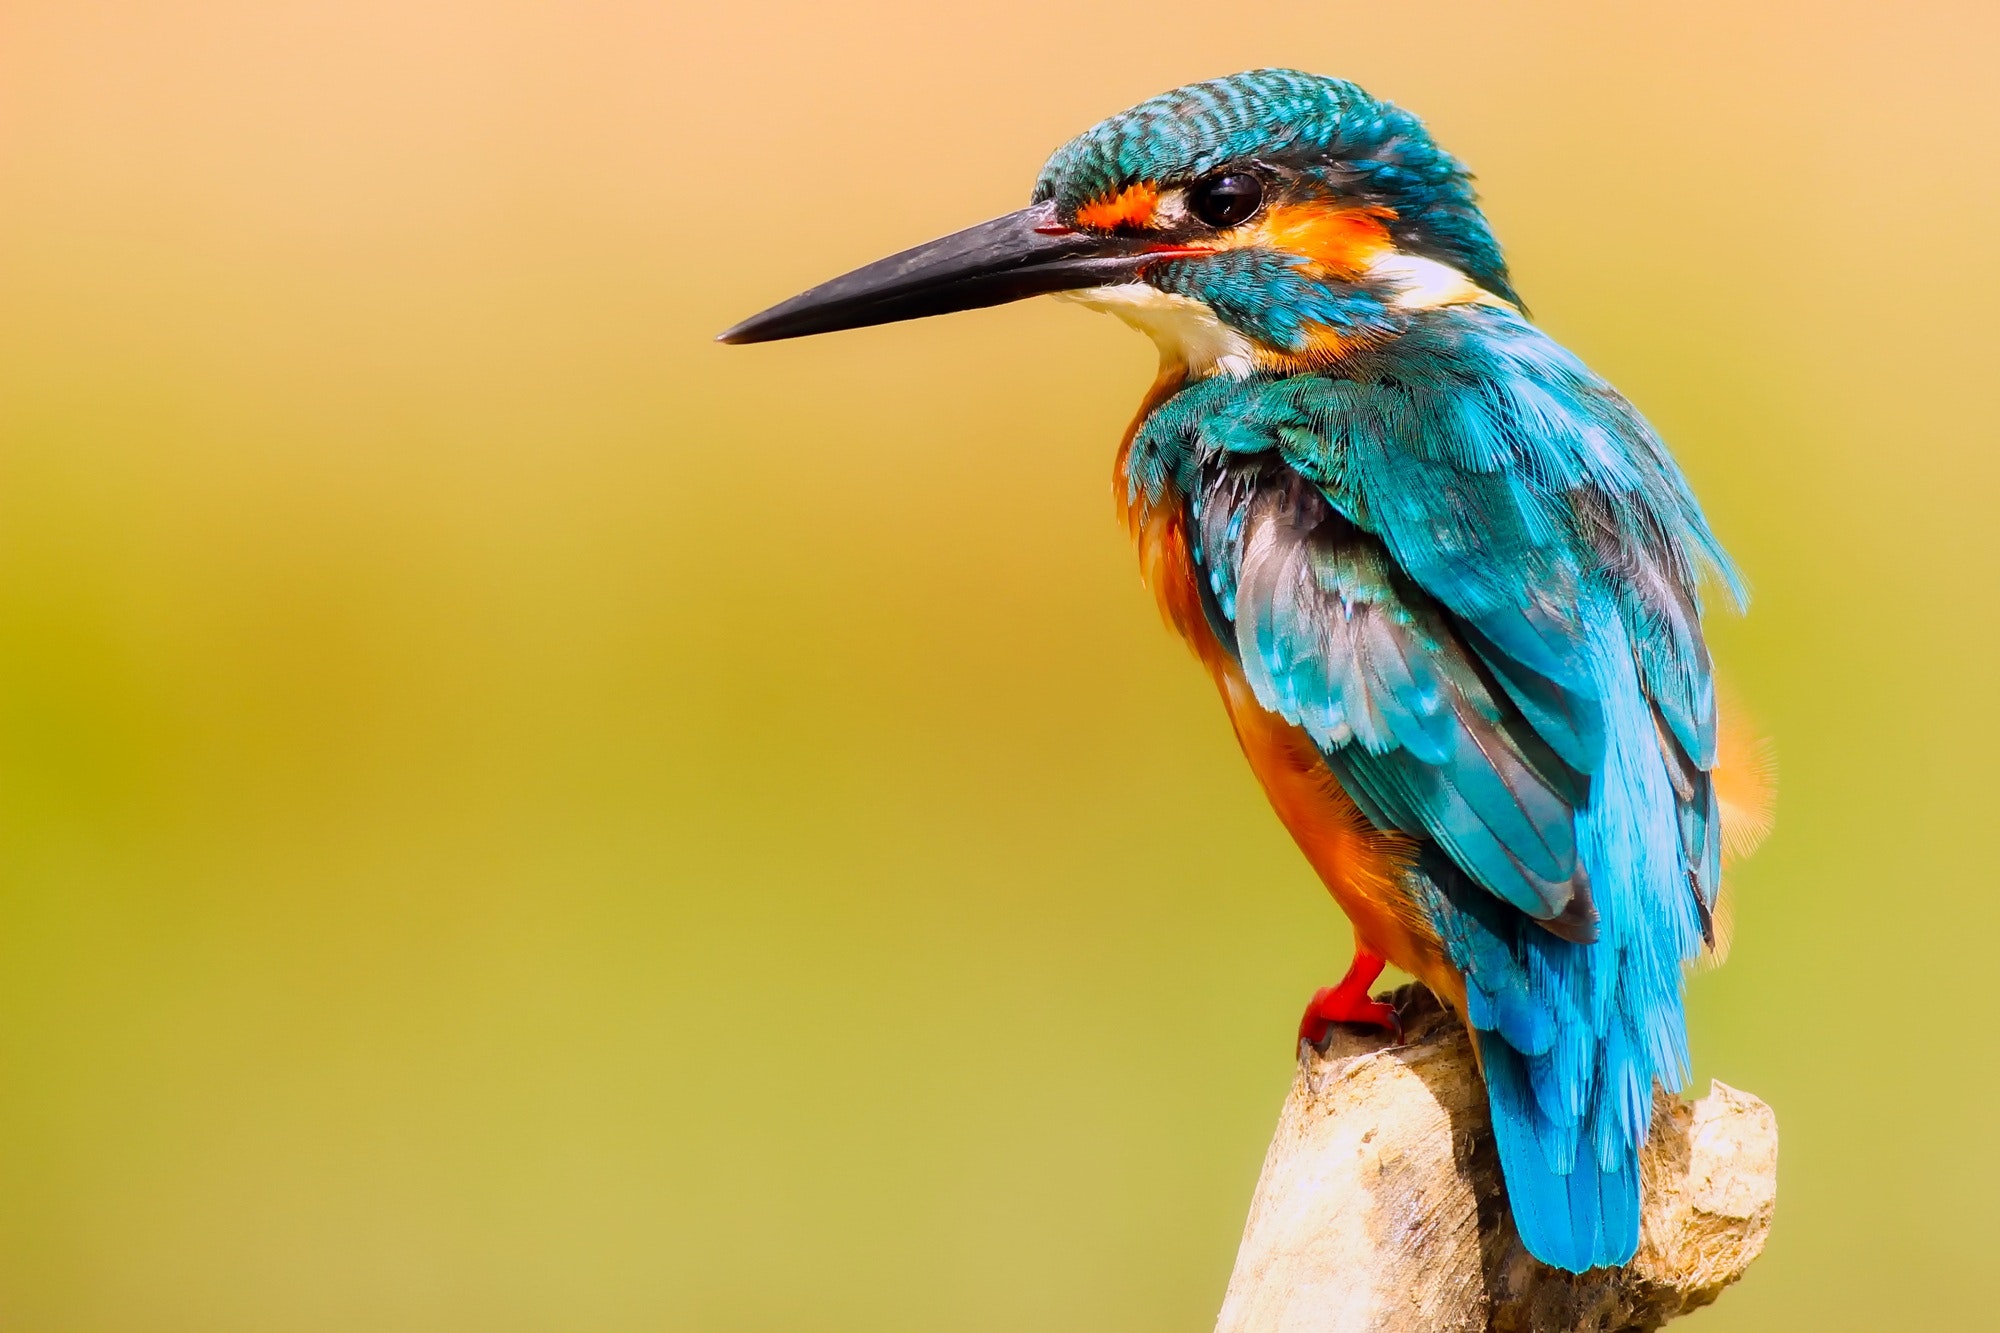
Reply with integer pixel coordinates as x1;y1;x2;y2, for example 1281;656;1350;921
1117;280;1744;1271
1076;181;1162;231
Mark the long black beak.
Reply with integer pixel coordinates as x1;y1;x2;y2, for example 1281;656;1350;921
717;200;1178;345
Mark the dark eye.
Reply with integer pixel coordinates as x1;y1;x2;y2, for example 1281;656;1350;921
1187;172;1264;228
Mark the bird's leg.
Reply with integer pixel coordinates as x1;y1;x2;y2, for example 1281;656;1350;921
1298;948;1401;1048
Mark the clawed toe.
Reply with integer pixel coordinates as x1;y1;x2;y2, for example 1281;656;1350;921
1297;949;1402;1049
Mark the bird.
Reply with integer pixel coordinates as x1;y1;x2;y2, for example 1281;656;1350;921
720;68;1771;1273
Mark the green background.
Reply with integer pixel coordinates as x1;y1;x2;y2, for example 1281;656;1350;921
2;1;1993;1327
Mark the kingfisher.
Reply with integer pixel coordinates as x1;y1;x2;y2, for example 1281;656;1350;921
721;69;1770;1273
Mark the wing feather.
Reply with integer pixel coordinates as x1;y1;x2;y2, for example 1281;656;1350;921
1206;458;1592;928
1138;305;1735;933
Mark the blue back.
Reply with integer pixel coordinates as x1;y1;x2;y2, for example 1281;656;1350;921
1130;302;1738;1270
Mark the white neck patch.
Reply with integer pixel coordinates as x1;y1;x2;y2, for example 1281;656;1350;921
1364;251;1506;311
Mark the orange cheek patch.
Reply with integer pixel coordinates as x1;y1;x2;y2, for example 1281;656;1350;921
1077;181;1162;230
1238;202;1396;278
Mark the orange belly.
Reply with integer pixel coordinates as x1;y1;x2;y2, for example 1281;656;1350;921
1117;437;1463;1009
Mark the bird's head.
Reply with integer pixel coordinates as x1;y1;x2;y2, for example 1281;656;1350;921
721;69;1518;375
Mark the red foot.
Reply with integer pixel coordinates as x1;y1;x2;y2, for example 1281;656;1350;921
1298;949;1401;1048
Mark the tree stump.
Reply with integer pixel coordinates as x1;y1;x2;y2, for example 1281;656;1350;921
1214;986;1776;1333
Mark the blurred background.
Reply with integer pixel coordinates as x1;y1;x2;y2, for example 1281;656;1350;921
0;1;1994;1328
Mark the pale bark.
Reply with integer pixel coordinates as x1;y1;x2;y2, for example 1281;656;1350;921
1215;987;1776;1333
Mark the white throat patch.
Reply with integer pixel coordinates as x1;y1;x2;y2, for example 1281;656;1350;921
1057;283;1258;380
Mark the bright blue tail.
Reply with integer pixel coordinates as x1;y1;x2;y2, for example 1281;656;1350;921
1420;859;1658;1273
1480;1036;1642;1271
1417;605;1708;1272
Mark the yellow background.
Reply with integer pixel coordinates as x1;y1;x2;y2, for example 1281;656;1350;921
2;2;1994;1327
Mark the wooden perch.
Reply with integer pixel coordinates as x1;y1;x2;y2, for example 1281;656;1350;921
1215;986;1776;1333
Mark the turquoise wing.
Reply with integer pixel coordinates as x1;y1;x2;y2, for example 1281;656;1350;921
1190;457;1595;936
1133;304;1739;1271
